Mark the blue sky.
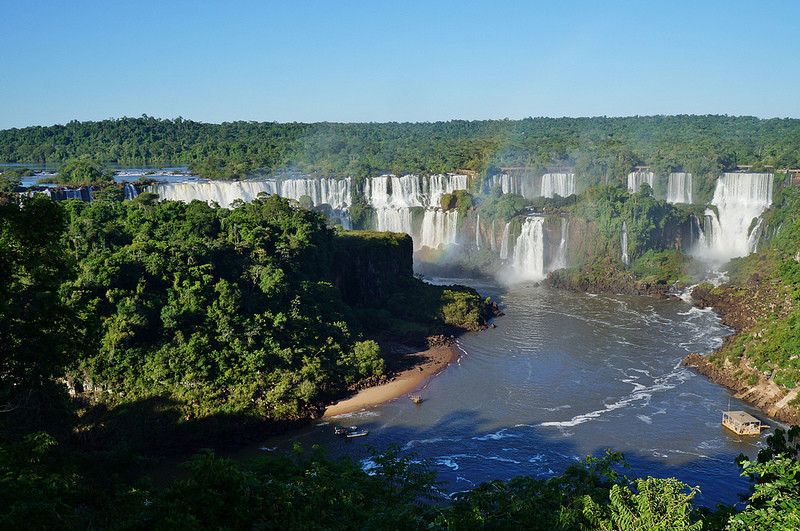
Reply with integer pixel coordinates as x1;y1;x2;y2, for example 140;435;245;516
2;1;799;129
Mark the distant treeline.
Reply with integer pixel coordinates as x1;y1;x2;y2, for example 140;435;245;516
2;115;800;179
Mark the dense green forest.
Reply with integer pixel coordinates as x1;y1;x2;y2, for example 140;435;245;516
1;191;493;446
2;115;800;180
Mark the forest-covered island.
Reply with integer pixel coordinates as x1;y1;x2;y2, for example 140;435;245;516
3;115;800;529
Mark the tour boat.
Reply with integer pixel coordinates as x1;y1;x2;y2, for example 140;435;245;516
722;410;768;435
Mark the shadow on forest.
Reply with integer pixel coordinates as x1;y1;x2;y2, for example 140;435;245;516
69;396;309;457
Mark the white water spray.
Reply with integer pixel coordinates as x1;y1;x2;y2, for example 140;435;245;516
692;172;773;263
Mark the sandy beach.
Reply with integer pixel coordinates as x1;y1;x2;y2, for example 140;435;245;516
323;345;460;417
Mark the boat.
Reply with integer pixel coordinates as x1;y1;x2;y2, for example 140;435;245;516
408;394;423;404
333;425;348;435
722;410;769;435
346;429;369;438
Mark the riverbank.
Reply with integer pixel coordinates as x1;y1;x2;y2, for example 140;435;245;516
683;281;800;426
323;344;460;417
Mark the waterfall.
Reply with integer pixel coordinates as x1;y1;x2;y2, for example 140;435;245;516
693;172;773;262
510;217;545;281
552;217;569;269
419;209;459;250
667;172;692;204
149;180;280;208
124;184;139;200
491;174;520;195
374;208;413;236
499;222;511;260
627;171;654;194
621;221;630;266
475;214;481;249
541;173;575;198
490;218;496;251
428;173;469;208
390;175;424;207
280;177;352;210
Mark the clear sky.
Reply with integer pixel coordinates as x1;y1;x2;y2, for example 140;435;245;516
2;0;799;129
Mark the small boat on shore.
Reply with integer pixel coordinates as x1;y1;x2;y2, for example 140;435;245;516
722;410;769;435
346;429;369;438
408;394;423;404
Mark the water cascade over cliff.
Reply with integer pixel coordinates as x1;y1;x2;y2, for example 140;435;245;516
627;171;654;194
509;217;546;281
666;172;692;204
365;174;470;250
621;221;630;266
692;172;773;263
499;222;511;260
552;217;569;270
124;184;139;200
541;173;575;198
475;214;481;249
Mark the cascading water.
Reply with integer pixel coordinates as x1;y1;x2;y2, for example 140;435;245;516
692;172;773;263
552;217;569;270
666;172;692;204
427;174;469;208
418;209;458;250
150;180;279;208
491;174;520;196
374;208;413;236
621;221;630;266
541;173;575;198
280;177;352;210
509;217;545;281
499;222;511;260
627;171;654;194
124;184;139;200
475;214;481;249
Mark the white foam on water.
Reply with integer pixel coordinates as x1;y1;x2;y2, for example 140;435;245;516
541;361;691;428
473;428;519;441
259;446;277;451
543;404;572;412
404;436;448;449
436;458;460;470
637;415;652;424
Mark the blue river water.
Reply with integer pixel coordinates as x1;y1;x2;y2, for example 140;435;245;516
245;280;775;508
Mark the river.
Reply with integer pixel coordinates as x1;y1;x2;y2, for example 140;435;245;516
239;280;774;508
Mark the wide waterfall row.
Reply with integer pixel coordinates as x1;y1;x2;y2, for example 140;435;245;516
692;172;773;263
540;173;575;198
490;173;575;199
627;171;654;194
149;178;352;210
363;173;469;209
666;172;692;204
491;174;526;196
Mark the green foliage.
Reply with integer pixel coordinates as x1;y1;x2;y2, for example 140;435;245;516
53;159;114;185
582;477;702;531
0;167;29;191
727;456;800;530
0;194;78;435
